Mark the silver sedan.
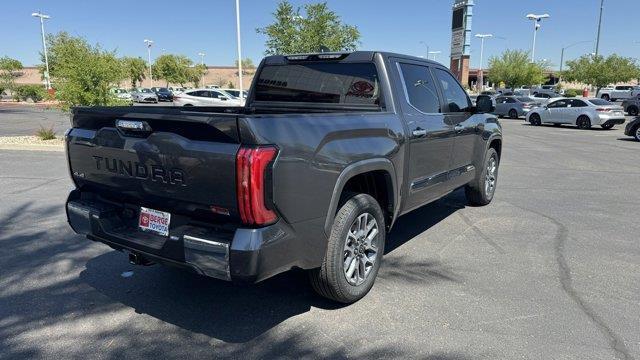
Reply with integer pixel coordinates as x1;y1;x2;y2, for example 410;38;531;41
132;88;158;103
526;98;626;129
494;96;540;119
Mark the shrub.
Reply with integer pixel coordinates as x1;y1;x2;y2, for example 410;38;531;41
36;126;56;140
564;89;578;97
14;84;47;102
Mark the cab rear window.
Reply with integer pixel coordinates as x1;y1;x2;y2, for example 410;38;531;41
254;62;381;106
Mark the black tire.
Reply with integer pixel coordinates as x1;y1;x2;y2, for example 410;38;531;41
627;106;639;116
465;147;499;206
529;113;542;126
577;115;592;129
509;109;519;119
601;123;614;130
601;94;610;101
309;193;385;303
183;103;194;107
633;125;640;141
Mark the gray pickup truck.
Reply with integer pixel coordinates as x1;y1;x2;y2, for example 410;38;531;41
65;51;502;303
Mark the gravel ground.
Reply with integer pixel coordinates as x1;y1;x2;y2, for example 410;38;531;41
0;110;638;360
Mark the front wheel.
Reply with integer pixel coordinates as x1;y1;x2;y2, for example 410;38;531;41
309;193;385;303
465;147;499;206
627;106;639;116
529;113;542;126
633;125;640;141
509;109;519;119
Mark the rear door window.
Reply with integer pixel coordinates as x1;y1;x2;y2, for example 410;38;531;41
398;63;441;113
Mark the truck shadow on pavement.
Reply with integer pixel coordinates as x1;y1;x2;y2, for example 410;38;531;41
79;191;465;345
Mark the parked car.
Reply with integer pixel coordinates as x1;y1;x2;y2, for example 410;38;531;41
132;88;158;103
64;51;502;303
622;98;640;116
494;96;540;119
597;85;640;102
623;117;640;141
531;85;563;96
110;88;132;102
168;87;184;94
172;88;243;107
151;87;174;102
530;92;562;105
526;98;625;129
220;88;248;99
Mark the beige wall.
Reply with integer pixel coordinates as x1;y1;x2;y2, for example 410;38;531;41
14;66;256;90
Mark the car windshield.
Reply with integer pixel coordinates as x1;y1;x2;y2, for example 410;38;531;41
140;88;152;93
588;99;611;106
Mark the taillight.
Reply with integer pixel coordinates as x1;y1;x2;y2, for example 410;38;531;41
596;108;611;112
236;146;278;226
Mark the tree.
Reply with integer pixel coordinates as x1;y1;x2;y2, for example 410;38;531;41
562;54;639;92
153;54;193;86
186;64;207;87
0;56;23;93
44;32;127;109
122;57;147;88
234;58;256;74
257;1;360;55
487;50;547;88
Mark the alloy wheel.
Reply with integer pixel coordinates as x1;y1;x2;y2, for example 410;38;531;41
485;155;498;196
343;213;380;286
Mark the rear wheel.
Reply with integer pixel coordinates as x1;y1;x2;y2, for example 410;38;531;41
577;115;592;129
183;103;193;107
529;113;542;126
309;193;385;303
509;109;518;119
627;106;639;116
601;94;610;101
634;125;640;141
465;147;499;206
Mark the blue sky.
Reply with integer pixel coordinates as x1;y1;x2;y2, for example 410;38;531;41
1;0;637;70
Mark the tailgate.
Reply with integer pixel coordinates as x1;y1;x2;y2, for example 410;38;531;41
67;107;241;220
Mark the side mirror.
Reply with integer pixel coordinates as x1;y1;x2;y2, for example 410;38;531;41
475;95;495;114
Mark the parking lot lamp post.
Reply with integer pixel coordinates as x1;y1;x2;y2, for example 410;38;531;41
144;39;154;87
559;40;592;83
198;52;206;66
475;34;493;91
595;0;604;57
428;51;442;62
31;12;51;90
526;14;550;62
419;41;430;59
235;0;244;100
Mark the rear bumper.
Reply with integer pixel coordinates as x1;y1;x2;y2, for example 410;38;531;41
599;118;625;127
66;190;316;283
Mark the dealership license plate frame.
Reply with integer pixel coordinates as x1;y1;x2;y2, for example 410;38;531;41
138;207;171;237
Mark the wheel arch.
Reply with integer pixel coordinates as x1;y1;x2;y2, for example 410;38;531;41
324;159;398;237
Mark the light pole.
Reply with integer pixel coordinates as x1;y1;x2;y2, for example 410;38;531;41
526;13;550;62
31;12;51;90
419;41;430;60
428;51;442;62
559;40;593;82
475;34;493;91
595;0;604;56
235;0;244;100
144;39;154;87
198;52;206;66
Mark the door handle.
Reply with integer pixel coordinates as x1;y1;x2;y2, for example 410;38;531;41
454;125;464;132
412;128;427;137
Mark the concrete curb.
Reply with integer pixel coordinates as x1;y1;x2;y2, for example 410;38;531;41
0;144;65;152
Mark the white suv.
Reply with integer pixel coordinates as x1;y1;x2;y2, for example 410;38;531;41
173;89;243;107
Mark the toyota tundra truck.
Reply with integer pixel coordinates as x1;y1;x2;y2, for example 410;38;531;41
65;51;502;303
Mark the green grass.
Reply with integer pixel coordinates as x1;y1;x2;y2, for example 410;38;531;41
35;126;56;141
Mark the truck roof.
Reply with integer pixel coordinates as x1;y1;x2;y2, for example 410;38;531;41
262;51;444;67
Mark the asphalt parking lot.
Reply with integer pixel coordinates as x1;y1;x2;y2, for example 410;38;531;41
1;106;639;359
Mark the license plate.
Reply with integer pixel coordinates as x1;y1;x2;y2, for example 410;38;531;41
614;111;622;115
138;207;171;236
